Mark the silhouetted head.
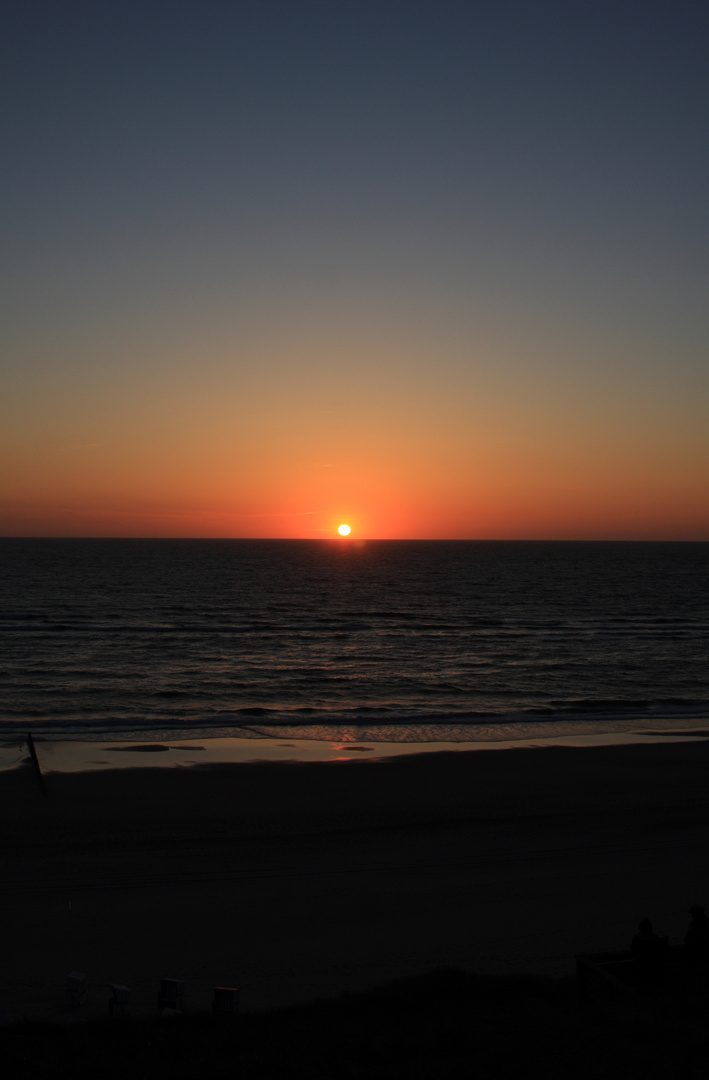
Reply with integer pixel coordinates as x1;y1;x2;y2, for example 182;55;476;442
638;917;653;933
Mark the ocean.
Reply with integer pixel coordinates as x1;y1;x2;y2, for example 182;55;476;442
1;538;708;745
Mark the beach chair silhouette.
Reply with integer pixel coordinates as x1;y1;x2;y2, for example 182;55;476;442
65;971;87;1007
109;983;130;1016
157;978;186;1012
212;986;239;1015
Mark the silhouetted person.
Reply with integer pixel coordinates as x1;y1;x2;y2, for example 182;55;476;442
684;904;709;968
631;917;668;990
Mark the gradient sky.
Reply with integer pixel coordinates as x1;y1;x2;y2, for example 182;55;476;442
2;0;707;539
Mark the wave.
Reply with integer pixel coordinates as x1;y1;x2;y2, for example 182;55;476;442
2;696;709;743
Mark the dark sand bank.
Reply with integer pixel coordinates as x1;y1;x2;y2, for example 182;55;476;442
5;969;709;1079
2;742;709;1020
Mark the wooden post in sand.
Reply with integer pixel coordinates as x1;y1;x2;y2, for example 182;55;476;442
27;733;47;797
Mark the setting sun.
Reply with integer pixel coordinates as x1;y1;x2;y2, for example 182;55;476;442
337;524;352;537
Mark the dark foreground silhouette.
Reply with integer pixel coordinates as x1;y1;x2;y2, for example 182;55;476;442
2;968;709;1080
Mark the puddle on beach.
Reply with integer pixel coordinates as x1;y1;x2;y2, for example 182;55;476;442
104;743;206;754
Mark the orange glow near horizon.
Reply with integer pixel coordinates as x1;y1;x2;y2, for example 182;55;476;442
3;478;709;540
2;324;708;540
2;432;709;539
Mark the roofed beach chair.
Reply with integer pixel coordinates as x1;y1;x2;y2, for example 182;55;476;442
212;986;239;1016
157;978;186;1013
109;983;130;1016
65;971;87;1008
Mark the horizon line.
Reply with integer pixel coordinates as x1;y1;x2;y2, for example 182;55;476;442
2;536;708;544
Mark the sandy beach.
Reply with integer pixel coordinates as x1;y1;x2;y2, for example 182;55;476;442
2;739;709;1020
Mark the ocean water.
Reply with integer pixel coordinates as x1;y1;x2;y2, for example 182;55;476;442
1;539;708;744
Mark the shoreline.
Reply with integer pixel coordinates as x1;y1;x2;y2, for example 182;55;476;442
2;738;709;1019
2;725;709;774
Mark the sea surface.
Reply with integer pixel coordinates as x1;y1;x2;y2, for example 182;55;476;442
1;539;708;744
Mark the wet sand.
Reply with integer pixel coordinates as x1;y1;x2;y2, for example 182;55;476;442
2;740;709;1019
